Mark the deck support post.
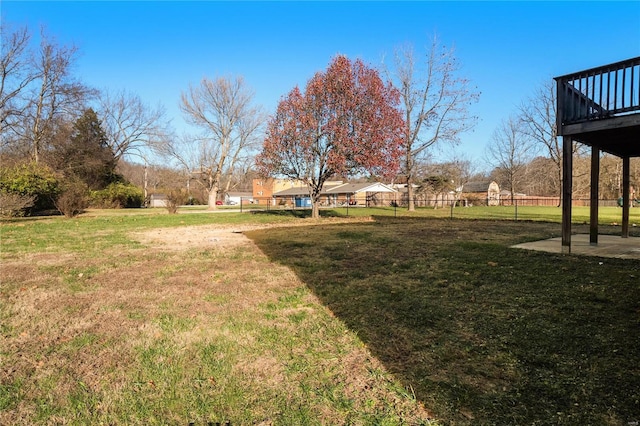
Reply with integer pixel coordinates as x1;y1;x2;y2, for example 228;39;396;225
555;58;639;247
562;136;573;253
622;156;630;238
590;146;600;245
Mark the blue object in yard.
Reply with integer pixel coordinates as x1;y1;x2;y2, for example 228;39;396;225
294;197;312;208
617;197;640;207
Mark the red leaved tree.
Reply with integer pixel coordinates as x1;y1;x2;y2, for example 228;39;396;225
256;55;405;218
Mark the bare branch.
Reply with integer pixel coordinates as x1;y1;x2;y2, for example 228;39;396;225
159;76;264;209
0;23;35;134
99;89;168;162
485;116;534;201
384;35;480;210
5;26;97;163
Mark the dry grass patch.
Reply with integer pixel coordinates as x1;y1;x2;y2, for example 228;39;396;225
1;218;434;425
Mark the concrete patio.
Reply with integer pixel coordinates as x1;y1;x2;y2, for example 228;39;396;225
513;234;640;260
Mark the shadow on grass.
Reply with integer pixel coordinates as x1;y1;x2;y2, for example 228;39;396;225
247;216;640;425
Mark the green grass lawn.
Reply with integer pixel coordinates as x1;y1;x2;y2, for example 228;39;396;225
0;209;299;256
326;204;640;226
1;208;639;425
248;217;640;425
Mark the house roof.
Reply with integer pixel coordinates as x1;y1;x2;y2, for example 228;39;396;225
326;182;397;194
272;182;397;197
463;181;498;193
272;187;313;197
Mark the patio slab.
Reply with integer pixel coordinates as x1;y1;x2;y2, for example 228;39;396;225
512;234;640;260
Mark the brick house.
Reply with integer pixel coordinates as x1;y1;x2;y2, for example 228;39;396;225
252;178;307;205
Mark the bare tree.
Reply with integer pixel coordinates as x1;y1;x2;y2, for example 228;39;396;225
98;90;168;162
220;111;263;194
19;28;94;163
599;155;624;199
159;76;264;209
517;80;566;201
384;36;480;211
519;156;557;196
485;116;534;203
420;154;479;208
443;155;478;206
518;80;591;203
0;24;35;137
225;156;258;191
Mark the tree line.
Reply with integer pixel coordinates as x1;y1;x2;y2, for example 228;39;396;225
0;23;170;216
1;23;636;218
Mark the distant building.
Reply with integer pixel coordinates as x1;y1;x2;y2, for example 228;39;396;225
461;181;500;206
148;193;168;208
252;178;307;205
224;191;252;205
322;182;397;206
254;178;397;207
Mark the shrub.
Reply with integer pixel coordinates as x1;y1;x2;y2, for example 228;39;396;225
165;189;188;214
465;195;484;207
0;162;59;213
90;182;144;208
185;196;203;206
55;178;89;218
0;191;36;217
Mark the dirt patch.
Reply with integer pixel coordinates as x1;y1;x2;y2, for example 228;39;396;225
130;217;370;251
131;224;261;251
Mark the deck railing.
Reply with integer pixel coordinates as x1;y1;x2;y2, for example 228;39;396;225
556;56;640;126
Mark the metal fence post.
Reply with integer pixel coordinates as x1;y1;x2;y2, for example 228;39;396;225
346;195;349;217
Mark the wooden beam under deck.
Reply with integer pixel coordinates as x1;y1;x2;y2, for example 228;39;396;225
622;157;630;239
562;136;573;254
590;147;599;245
561;114;640;138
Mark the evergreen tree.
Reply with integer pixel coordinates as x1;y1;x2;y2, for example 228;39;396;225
54;108;118;190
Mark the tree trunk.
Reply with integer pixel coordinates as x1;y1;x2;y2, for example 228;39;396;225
311;199;320;219
208;188;218;210
310;184;322;219
407;181;415;211
406;150;415;211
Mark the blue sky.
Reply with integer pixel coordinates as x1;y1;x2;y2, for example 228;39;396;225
3;1;640;169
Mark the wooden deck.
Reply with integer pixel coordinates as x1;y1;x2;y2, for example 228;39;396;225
555;57;640;252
